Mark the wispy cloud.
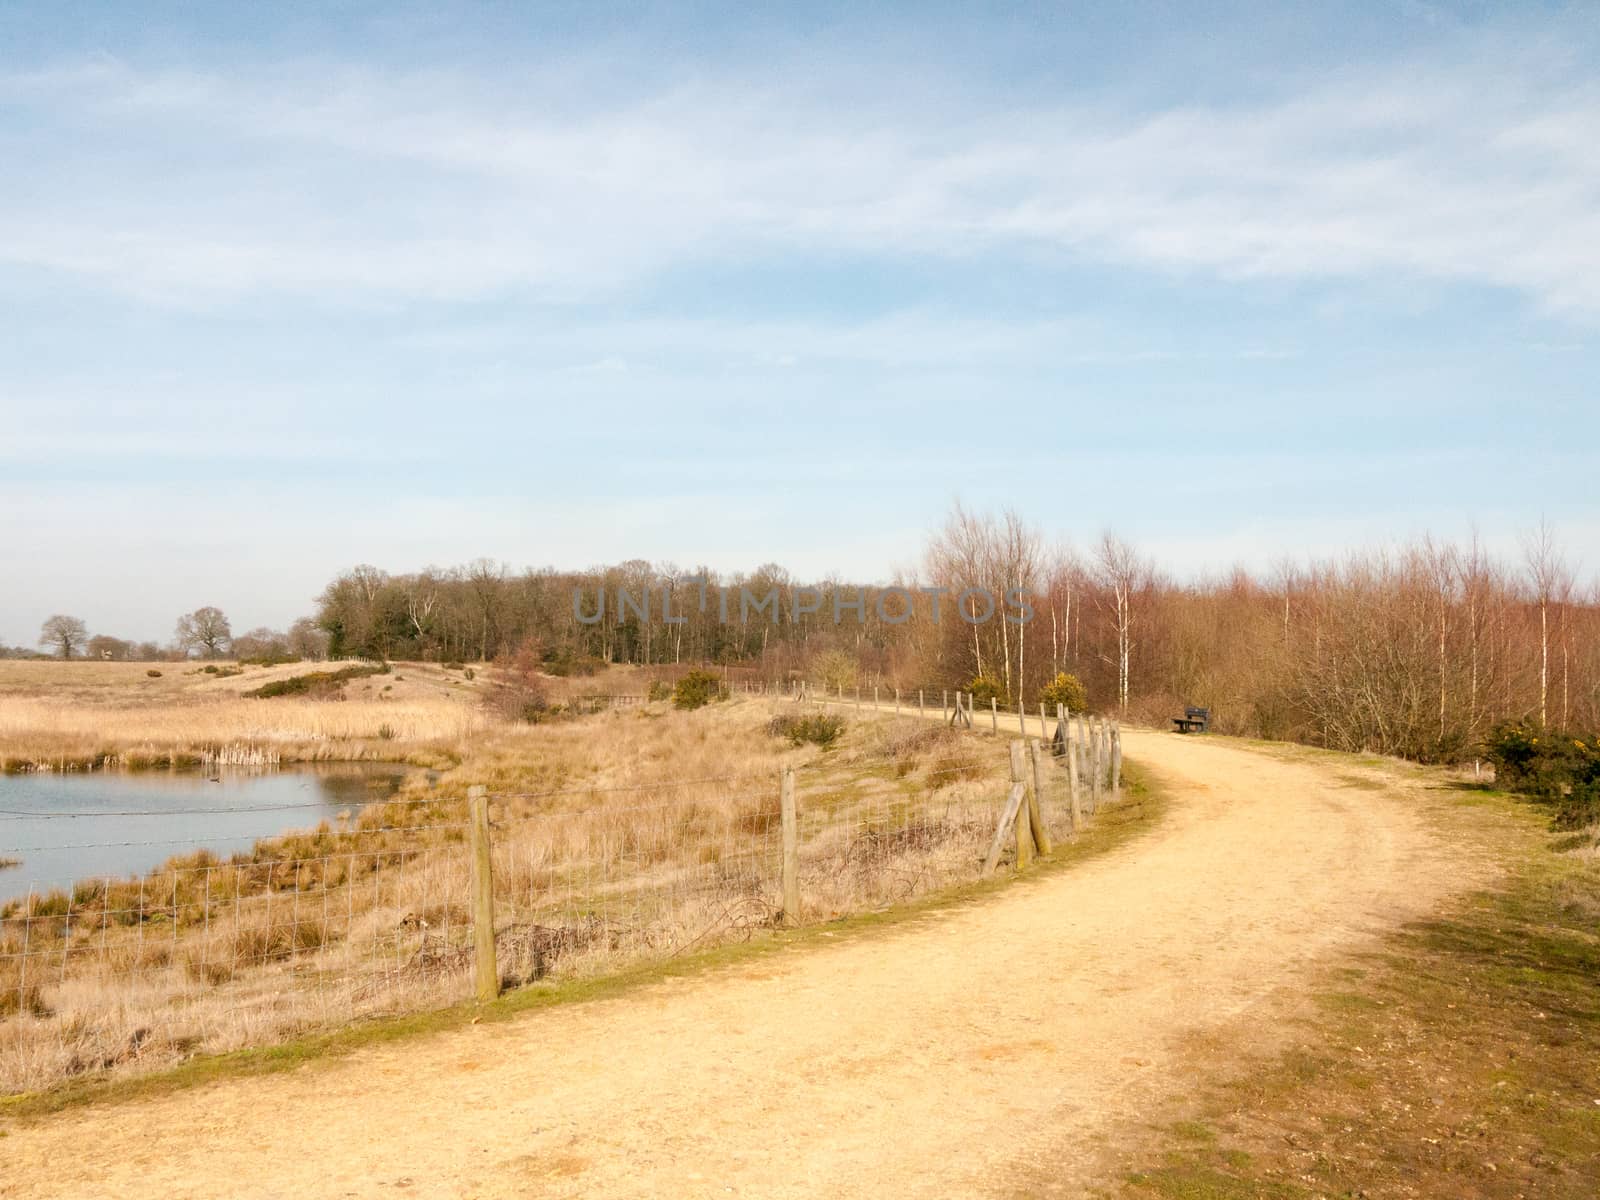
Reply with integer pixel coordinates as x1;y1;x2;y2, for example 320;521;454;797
391;311;1257;370
3;40;1599;317
3;19;1597;640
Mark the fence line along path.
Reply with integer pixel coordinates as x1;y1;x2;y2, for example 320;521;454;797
0;722;1494;1200
1;687;1123;1094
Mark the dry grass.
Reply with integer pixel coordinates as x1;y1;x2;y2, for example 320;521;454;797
0;659;487;772
0;685;1041;1096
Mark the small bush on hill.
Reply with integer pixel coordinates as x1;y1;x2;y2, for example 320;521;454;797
1485;722;1600;829
543;650;602;677
246;663;389;699
647;679;673;702
673;669;724;711
767;713;846;747
145;669;162;678
1037;671;1088;713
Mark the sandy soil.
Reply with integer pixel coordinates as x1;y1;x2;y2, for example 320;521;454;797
0;730;1494;1198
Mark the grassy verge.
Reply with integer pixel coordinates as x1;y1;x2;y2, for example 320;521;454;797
1112;786;1600;1200
0;763;1167;1126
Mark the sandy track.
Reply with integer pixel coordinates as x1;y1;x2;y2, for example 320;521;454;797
0;731;1487;1198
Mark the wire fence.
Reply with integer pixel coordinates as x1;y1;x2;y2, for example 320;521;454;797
0;695;1123;1095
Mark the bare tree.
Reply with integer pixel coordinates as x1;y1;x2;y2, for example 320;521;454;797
993;510;1043;701
465;558;507;662
1095;534;1153;711
86;634;132;661
39;614;88;659
288;617;330;661
925;502;994;682
175;607;233;659
232;627;290;660
405;571;441;652
1521;520;1573;727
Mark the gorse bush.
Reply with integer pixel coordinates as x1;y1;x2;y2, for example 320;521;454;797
1037;671;1088;713
647;679;674;702
966;674;1005;707
767;713;846;747
1484;722;1600;830
672;669;724;711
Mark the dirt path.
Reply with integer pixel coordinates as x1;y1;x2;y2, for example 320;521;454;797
0;732;1492;1198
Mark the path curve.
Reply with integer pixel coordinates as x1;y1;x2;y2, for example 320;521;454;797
0;731;1486;1198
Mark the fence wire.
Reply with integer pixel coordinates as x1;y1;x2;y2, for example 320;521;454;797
1;695;1119;1096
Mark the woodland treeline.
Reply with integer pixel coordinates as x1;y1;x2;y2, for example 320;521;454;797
313;508;1597;763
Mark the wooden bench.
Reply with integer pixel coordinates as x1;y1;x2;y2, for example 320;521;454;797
1172;706;1209;734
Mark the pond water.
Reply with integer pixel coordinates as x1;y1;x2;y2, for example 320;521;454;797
0;763;408;901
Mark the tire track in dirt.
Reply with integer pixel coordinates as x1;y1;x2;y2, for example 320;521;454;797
0;730;1490;1199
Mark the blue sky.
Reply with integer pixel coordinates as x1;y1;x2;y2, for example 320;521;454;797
2;1;1597;643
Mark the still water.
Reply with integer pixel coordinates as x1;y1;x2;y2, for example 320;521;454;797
0;764;407;901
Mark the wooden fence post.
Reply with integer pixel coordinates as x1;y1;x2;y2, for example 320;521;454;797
1017;700;1026;737
1038;703;1048;742
1026;738;1053;854
895;688;900;717
467;786;499;1002
1090;719;1104;812
780;767;800;925
990;697;998;733
1010;740;1034;867
1077;716;1094;814
1064;725;1083;834
919;689;925;719
1111;721;1123;796
982;779;1028;877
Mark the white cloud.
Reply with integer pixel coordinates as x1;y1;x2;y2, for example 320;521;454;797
2;43;1599;317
